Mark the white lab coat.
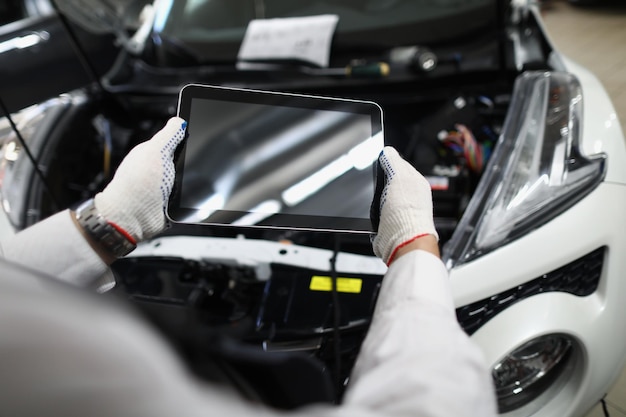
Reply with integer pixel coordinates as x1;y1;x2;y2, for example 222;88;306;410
0;210;498;417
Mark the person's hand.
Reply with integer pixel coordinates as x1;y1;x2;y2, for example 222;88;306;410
370;146;438;265
94;117;187;242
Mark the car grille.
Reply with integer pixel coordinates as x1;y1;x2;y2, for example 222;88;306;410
456;247;605;335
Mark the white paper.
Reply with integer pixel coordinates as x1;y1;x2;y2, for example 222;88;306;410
237;14;339;68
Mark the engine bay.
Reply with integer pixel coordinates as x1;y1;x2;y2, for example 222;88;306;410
1;69;513;406
100;77;513;406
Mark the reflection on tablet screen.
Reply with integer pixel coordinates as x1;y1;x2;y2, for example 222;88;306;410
171;85;383;233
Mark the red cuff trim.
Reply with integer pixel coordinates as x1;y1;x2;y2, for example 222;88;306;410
108;221;137;245
387;233;430;266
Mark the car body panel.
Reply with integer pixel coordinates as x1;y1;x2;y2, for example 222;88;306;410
0;13;117;113
561;58;626;184
530;4;626;183
130;235;388;277
453;182;626;416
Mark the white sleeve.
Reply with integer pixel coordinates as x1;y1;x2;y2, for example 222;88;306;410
339;250;498;417
0;263;268;417
0;238;497;417
0;209;114;290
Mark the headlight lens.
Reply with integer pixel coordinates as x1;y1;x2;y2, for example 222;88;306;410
0;97;71;229
493;334;575;413
443;71;606;267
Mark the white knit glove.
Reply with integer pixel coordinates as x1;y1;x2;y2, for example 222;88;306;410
370;146;438;265
94;117;187;242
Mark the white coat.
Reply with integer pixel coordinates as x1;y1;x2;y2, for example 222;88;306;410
0;210;498;417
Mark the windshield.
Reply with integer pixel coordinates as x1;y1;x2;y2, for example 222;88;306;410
153;0;498;63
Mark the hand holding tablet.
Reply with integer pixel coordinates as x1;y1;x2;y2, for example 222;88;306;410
168;84;384;233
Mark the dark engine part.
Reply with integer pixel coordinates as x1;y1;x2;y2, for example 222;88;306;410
383;92;507;242
111;255;384;407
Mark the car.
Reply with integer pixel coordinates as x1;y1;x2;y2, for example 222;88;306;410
1;1;625;416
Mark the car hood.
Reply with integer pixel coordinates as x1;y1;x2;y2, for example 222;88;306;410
55;0;503;65
54;0;150;34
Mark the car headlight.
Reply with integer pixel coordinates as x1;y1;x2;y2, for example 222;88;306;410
493;334;576;414
443;71;606;267
0;96;71;229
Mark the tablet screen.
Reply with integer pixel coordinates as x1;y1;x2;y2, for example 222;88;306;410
169;84;384;233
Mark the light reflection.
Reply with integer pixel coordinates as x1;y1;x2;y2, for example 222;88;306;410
549;140;566;186
152;0;174;32
282;132;382;207
0;34;43;54
349;132;384;170
506;174;549;211
282;155;351;206
239;111;348;173
232;200;281;226
183;193;224;223
4;142;19;162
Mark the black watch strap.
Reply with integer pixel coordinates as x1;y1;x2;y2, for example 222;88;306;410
75;199;137;257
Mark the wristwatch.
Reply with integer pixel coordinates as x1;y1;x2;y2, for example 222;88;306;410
74;199;137;258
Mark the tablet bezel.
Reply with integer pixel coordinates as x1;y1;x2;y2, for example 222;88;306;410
169;83;384;233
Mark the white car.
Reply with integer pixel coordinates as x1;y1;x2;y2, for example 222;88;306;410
0;1;625;416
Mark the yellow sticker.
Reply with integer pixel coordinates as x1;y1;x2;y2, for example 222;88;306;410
309;276;363;294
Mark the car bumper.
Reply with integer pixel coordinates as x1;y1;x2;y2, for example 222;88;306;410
450;181;626;416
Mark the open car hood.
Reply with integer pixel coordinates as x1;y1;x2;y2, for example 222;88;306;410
55;0;502;64
53;0;148;33
53;0;154;53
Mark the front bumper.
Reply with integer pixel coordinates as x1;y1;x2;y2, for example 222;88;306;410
451;181;626;416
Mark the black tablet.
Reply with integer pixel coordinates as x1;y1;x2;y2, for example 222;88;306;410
169;84;384;233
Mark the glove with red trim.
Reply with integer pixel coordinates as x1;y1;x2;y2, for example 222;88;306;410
370;146;438;265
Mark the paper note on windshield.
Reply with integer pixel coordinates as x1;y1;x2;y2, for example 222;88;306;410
238;14;339;68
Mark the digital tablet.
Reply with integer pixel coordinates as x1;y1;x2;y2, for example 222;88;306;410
168;84;384;233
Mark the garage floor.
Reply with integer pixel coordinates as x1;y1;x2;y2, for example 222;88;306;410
541;2;626;416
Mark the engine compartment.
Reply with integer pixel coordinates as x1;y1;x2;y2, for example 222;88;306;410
8;75;512;406
104;77;511;405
